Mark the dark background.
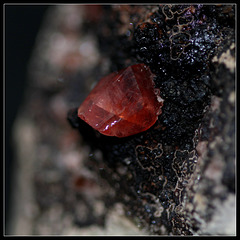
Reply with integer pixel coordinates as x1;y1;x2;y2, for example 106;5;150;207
5;5;49;233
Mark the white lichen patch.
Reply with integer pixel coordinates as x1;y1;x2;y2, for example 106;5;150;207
228;91;235;104
201;194;236;235
212;43;235;73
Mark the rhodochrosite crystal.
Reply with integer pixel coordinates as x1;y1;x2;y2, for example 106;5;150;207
78;63;164;137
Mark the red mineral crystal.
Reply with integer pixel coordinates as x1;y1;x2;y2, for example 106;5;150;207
78;63;164;137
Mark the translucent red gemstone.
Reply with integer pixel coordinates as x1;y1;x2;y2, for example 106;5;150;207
78;63;164;137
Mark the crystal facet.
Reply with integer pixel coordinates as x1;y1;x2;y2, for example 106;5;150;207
78;63;164;137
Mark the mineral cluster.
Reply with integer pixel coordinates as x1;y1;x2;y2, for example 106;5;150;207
68;4;235;235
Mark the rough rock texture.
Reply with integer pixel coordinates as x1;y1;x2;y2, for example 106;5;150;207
9;5;235;235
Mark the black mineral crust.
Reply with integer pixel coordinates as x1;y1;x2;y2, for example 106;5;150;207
67;4;235;235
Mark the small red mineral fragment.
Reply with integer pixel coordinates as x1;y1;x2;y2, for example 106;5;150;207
78;63;164;137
